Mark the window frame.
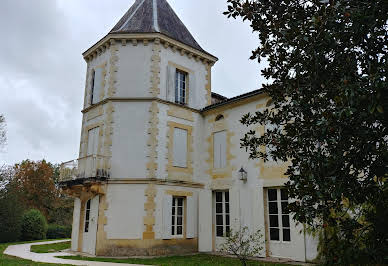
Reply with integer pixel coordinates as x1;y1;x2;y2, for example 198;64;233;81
84;199;91;233
171;196;185;238
215;191;230;238
267;188;291;243
175;69;188;105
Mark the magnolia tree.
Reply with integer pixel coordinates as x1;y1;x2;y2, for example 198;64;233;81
220;227;264;266
225;0;388;264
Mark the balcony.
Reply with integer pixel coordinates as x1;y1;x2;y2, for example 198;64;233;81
59;155;110;186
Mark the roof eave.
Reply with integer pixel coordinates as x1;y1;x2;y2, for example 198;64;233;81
82;32;218;63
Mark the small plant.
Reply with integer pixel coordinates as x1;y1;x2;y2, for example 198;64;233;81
219;226;264;266
21;209;48;241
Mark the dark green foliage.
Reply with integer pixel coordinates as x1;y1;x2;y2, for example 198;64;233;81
46;224;72;239
225;0;388;264
21;209;48;241
0;185;24;243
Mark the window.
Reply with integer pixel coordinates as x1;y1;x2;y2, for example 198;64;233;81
214;131;227;169
268;189;290;242
84;199;91;232
172;197;184;237
173;128;188;168
175;70;187;105
91;68;103;105
215;191;230;237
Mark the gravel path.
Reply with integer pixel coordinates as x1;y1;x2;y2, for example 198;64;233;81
4;240;146;266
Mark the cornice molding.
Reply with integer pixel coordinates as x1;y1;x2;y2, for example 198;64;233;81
83;33;218;65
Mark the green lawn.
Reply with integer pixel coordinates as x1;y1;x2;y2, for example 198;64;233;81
0;240;72;266
31;241;71;253
58;254;294;266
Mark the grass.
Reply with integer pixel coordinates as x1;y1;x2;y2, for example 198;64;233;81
58;253;294;266
31;241;71;253
0;239;72;265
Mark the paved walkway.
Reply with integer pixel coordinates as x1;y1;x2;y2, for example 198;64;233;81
4;240;146;266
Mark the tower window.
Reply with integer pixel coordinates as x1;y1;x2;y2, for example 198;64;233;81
175;70;187;105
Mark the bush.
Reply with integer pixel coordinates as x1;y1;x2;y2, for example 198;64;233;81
21;209;48;241
46;224;72;239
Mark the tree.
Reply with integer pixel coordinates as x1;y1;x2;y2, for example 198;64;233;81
220;227;264;266
225;0;388;264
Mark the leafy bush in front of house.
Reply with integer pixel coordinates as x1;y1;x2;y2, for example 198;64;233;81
20;209;48;241
46;224;72;239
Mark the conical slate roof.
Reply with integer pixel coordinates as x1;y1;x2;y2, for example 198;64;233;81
110;0;205;53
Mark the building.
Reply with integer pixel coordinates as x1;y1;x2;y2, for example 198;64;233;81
60;0;318;262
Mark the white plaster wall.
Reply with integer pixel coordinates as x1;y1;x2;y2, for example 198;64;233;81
105;184;146;239
115;43;153;98
110;102;151;179
71;198;81;251
159;45;208;109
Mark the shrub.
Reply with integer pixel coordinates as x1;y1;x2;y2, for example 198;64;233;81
46;224;72;239
21;209;48;241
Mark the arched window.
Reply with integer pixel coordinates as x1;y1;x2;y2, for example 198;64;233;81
215;114;224;121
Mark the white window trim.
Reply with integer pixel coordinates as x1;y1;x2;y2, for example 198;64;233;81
267;188;291;243
215;191;230;238
171;196;184;238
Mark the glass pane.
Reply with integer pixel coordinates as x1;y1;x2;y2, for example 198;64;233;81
226;226;230;237
270;228;280;241
173;197;176;206
216;203;223;213
84;222;89;233
172;206;175;215
177;216;182;226
216;226;224;237
178;198;183;206
177;226;182;235
226;215;230;226
268;189;277;201
172;226;175;235
281;189;288;200
178;207;183;215
281;202;289;214
172;216;175;226
283;229;291;241
216;215;223;226
86;200;91;209
225;203;229;214
269;202;278;214
269;215;279;227
282;215;290;228
85;211;90;222
225;191;229;202
216;192;222;202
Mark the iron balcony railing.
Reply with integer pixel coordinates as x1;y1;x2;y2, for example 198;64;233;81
59;155;110;183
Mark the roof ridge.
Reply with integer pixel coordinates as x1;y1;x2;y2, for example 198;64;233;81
117;0;147;32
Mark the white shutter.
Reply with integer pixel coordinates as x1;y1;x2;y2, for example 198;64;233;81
186;194;197;239
198;190;212;252
92;68;103;104
230;186;240;232
71;198;81;251
87;127;99;156
162;194;173;239
214;131;227;169
167;66;176;102
173;128;188;168
188;73;196;107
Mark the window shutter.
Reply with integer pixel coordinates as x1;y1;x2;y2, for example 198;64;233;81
167;66;176;102
186;194;197;239
230;187;240;232
92;68;103;104
188;73;196;107
214;131;227;169
198;190;212;252
173;128;188;167
87;127;99;156
162;194;173;239
71;198;81;251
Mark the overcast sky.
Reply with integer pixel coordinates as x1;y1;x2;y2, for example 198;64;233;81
0;0;266;166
